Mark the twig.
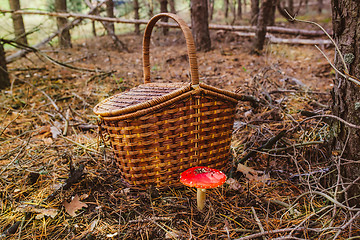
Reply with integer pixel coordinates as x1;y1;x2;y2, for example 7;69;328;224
300;114;360;130
235;130;286;164
332;211;360;240
292;191;360;212
233;227;324;240
264;141;324;153
71;92;91;107
0;134;31;175
0;108;22;137
59;135;100;155
128;216;172;223
314;45;360;86
45;154;85;202
284;10;348;73
4;2;104;63
2;39;105;73
268;89;329;95
19;79;66;122
251;207;266;240
339;176;360;194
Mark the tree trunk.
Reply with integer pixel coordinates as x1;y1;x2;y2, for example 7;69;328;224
105;0;115;35
147;0;154;18
9;0;28;45
159;0;169;35
252;0;273;54
277;0;293;21
168;0;176;13
330;0;360;207
318;0;323;13
0;42;10;89
250;0;259;25
267;0;276;26
237;0;242;19
55;0;71;48
133;0;140;34
191;0;211;51
208;0;215;21
224;0;229;18
287;0;294;15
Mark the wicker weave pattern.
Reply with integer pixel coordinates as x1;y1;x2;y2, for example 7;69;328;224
102;94;235;188
94;13;241;189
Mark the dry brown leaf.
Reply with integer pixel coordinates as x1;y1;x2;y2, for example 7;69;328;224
165;230;185;239
15;204;58;219
237;163;270;183
226;178;242;190
63;194;88;217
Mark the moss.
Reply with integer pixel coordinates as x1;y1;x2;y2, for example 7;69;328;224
355;102;360;111
344;53;355;64
329;121;341;138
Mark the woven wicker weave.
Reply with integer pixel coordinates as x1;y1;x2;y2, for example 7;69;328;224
94;13;242;189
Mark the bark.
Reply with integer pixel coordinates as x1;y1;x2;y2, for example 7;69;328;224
277;0;293;21
133;0;140;34
84;0;98;36
252;0;273;54
168;0;176;13
55;0;71;48
224;0;229;18
318;0;323;13
287;0;294;15
237;0;242;19
267;0;276;26
191;0;211;51
9;0;28;45
250;0;259;25
147;0;154;18
0;42;10;89
159;0;169;35
208;0;215;21
330;0;360;206
91;9;98;36
105;0;115;35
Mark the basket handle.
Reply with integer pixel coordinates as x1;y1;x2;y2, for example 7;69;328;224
143;13;199;86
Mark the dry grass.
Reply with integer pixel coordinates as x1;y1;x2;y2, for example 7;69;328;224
1;31;359;239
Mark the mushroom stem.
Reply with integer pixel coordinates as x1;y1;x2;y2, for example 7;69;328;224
197;188;206;211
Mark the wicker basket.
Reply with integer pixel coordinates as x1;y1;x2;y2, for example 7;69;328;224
94;13;242;189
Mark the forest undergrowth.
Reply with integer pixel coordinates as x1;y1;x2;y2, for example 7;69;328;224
0;30;359;239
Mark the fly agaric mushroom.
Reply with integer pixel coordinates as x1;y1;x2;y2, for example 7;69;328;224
180;166;227;211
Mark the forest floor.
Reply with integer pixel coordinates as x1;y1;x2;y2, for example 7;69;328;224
1;24;359;239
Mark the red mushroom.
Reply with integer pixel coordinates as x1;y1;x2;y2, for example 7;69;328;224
180;166;227;211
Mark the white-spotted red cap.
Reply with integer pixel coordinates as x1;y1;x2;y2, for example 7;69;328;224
180;166;227;189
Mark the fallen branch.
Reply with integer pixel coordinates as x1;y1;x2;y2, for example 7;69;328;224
0;9;329;37
235;130;286;164
45;155;85;202
300;114;360;130
292;191;360;212
4;3;103;63
233;32;332;45
233;227;325;240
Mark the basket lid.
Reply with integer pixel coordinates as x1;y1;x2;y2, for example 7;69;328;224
93;82;191;117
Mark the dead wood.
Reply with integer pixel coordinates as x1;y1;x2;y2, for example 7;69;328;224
233;31;332;45
0;9;330;37
4;3;103;64
45;155;85;203
235;130;286;165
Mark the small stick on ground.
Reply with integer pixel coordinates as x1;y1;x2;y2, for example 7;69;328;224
46;154;85;202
